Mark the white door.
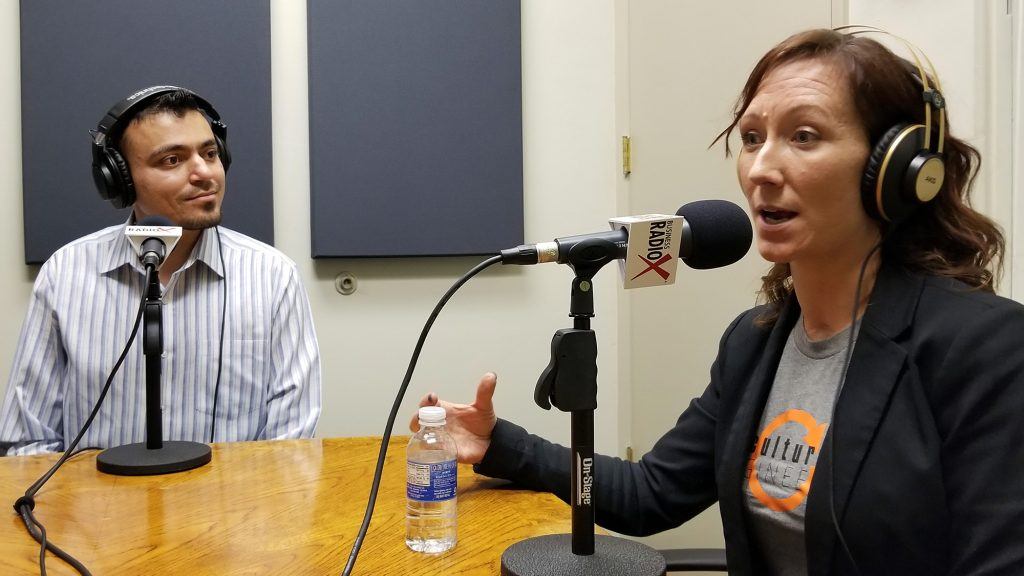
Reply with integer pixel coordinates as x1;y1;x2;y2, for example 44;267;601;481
623;0;840;556
1010;0;1023;302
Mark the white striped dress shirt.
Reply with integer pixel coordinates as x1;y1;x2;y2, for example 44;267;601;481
0;224;321;455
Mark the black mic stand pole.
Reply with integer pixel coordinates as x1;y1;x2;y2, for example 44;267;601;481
96;264;211;475
500;238;666;576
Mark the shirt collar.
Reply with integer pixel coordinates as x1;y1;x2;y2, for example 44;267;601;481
100;216;224;279
191;226;226;278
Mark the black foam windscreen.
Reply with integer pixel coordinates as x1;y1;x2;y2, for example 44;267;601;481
676;200;753;270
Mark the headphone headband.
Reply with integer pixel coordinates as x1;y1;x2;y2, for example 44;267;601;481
834;25;946;154
92;86;224;148
834;26;949;223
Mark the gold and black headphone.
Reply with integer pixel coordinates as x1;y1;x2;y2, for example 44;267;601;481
837;25;947;223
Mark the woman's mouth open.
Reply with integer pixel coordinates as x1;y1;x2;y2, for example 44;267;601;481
760;209;797;225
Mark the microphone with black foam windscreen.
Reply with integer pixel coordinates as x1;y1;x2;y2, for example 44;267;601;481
675;199;753;269
499;199;752;277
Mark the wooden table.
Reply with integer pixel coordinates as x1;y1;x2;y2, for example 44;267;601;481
0;437;574;575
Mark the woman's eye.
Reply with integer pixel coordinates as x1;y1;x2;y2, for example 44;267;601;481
741;131;762;146
793;130;818;144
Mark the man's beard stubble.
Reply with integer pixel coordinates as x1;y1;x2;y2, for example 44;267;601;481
179;208;223;230
179;186;224;230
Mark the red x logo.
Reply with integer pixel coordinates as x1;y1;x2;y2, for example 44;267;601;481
631;253;673;281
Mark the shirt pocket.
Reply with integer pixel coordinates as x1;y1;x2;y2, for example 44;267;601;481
195;337;267;424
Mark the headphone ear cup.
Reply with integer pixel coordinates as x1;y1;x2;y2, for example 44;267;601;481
106;148;135;209
904;150;944;204
92;151;118;204
861;123;938;223
861;124;906;222
215;134;232;171
210;119;231;171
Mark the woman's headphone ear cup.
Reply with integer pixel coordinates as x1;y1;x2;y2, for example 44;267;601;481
904;151;944;203
861;124;907;221
862;122;942;223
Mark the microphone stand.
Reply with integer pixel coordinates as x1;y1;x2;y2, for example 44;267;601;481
96;263;212;475
500;238;666;576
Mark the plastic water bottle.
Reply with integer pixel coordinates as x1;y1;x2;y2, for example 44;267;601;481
406;406;458;553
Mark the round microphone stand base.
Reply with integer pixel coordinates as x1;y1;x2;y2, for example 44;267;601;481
96;441;211;476
501;534;666;576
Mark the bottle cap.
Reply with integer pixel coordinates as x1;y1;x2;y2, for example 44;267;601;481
418;405;446;426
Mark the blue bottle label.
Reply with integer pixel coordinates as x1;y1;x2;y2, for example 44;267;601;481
407;459;458;502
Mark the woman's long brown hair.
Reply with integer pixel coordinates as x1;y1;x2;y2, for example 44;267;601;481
715;29;1004;325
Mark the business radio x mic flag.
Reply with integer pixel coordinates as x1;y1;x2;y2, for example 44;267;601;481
608;214;683;289
125;216;182;269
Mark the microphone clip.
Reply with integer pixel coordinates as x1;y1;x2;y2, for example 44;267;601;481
534;328;598;412
563;236;622;280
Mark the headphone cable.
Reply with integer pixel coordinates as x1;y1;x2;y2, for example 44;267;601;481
209;226;227;443
14;265;152;576
826;238;885;576
340;255;502;576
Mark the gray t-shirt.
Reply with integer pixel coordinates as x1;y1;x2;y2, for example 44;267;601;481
743;316;859;576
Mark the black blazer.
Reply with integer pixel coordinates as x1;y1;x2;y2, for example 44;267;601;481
477;264;1024;575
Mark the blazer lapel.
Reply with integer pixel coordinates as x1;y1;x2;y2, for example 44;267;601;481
719;298;800;573
805;265;924;576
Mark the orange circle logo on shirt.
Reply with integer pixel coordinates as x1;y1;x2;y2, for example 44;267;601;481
747;409;828;512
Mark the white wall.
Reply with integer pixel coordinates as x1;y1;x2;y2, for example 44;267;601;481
1013;1;1024;303
0;0;625;452
0;0;34;408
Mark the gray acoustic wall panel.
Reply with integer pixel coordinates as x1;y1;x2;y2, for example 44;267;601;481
20;0;273;265
308;0;523;257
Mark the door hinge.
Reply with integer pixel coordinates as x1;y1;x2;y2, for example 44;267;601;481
622;136;632;177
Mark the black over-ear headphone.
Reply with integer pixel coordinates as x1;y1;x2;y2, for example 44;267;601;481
91;85;231;209
838;26;947;223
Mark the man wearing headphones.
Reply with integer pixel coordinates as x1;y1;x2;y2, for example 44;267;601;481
0;86;321;454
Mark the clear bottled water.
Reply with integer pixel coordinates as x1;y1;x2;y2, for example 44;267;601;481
406;406;458;553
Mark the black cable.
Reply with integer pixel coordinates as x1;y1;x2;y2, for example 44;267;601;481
65;446;103;460
21;506;49;576
13;266;151;576
827;240;884;576
340;255;502;576
20;447;103;576
209;226;227;443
